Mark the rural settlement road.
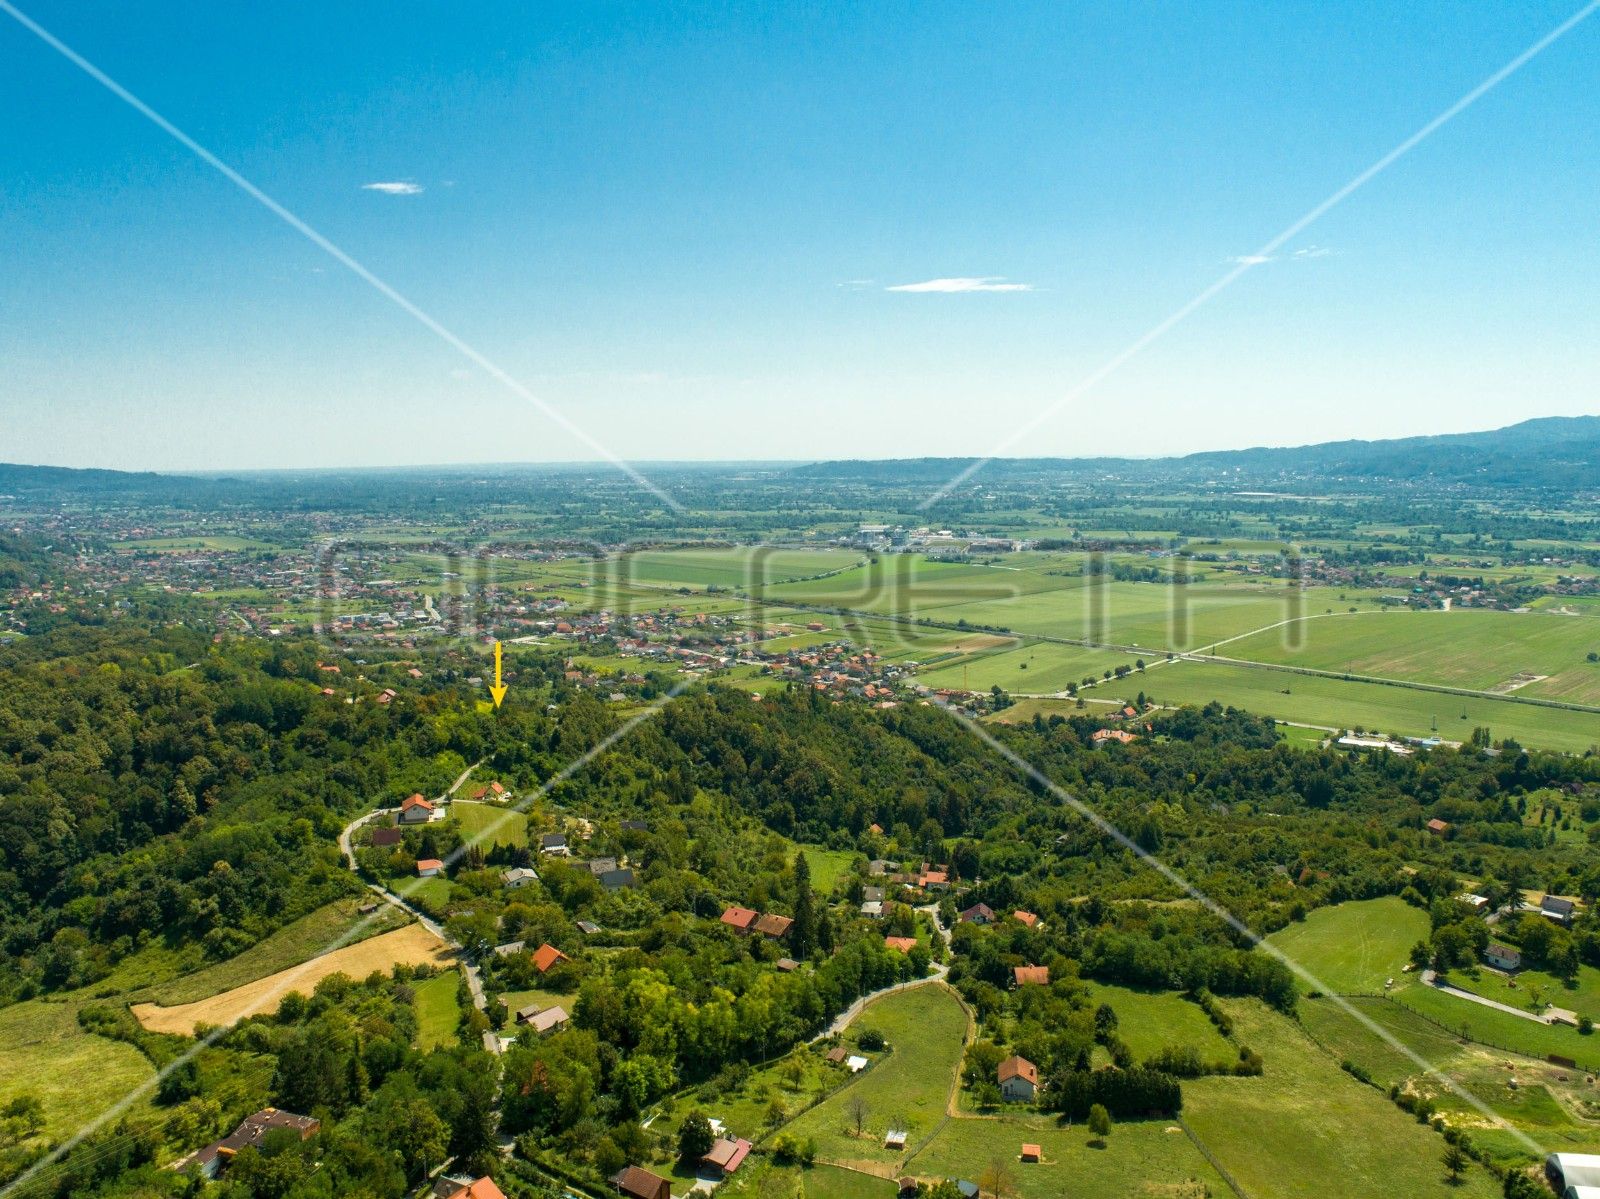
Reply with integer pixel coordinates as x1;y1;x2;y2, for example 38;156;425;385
1420;969;1553;1024
337;762;490;1017
812;904;953;1041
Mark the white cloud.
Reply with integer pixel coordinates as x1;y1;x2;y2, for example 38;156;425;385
1225;254;1275;266
1292;245;1334;259
886;276;1034;293
362;181;424;196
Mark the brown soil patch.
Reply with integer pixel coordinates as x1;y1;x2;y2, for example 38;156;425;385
131;923;452;1035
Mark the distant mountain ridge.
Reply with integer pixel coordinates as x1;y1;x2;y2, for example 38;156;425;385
1;415;1595;495
788;415;1600;488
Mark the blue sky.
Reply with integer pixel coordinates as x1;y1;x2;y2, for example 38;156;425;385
1;1;1596;470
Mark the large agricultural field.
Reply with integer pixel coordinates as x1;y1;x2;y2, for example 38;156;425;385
543;543;1600;753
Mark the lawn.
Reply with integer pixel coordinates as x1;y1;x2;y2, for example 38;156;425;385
1080;982;1234;1065
450;799;529;850
908;1111;1228;1199
798;845;858;895
413;970;462;1051
1438;962;1600;1024
714;1161;885;1198
916;641;1142;695
1264;897;1429;996
1389;980;1600;1071
1182;999;1500;1198
782;985;968;1170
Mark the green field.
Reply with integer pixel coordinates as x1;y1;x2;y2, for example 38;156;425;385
1183;999;1500;1198
450;799;529;850
798;845;859;895
413;970;462;1051
783;985;967;1168
1223;609;1600;705
1298;995;1600;1164
1265;897;1429;995
909;1113;1228;1199
136;897;409;1006
1391;981;1600;1071
1441;962;1600;1024
1135;659;1600;753
0;1000;157;1149
1081;982;1236;1064
917;641;1144;694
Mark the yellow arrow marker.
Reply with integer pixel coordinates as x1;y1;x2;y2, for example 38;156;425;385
489;640;509;708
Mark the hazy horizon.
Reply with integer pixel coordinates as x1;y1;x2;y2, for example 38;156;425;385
4;3;1598;471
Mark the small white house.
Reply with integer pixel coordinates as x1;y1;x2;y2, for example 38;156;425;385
998;1055;1038;1102
1486;943;1522;971
501;867;539;889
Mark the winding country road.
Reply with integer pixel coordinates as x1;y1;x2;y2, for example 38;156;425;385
812;903;954;1041
337;761;489;1016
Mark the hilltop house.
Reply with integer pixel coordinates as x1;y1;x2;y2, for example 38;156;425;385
399;794;436;824
998;1055;1038;1102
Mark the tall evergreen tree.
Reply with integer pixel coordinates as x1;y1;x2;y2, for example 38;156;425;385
791;850;816;959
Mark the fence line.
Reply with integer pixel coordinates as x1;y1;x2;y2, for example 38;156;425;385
1332;992;1600;1075
1176;1115;1254;1199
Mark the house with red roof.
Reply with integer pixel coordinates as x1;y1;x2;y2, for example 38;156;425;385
720;906;759;934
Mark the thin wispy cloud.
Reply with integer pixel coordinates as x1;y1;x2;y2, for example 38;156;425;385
1225;245;1335;266
886;276;1034;293
362;180;423;195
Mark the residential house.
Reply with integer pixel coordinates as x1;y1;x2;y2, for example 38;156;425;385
721;906;759;934
531;943;570;973
1426;818;1451;836
610;1165;671;1199
416;858;444;878
1013;965;1050;988
1542;895;1577;926
1012;910;1039;928
754;913;793;939
998;1055;1038;1102
861;886;885;903
399;794;436;824
370;827;402;848
435;1177;506;1199
516;1006;570;1035
538;832;569;856
501;866;539;889
599;867;635;891
1091;728;1137;746
585;856;620;878
958;903;996;925
884;936;917;953
702;1137;752;1177
776;958;799;972
188;1108;320;1178
1486;943;1522;971
859;900;884;918
825;1046;849;1065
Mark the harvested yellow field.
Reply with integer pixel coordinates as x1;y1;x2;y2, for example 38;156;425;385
131;923;452;1035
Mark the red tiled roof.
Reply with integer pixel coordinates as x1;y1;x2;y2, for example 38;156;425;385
1013;965;1050;987
999;1055;1038;1085
531;943;569;973
754;913;793;938
720;906;759;930
884;936;917;953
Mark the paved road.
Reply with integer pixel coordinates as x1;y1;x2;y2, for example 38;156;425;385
336;759;491;1018
1421;969;1552;1024
812;905;953;1041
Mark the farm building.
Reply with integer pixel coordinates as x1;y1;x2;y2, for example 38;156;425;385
998;1055;1038;1102
884;1129;908;1150
1547;1153;1600;1195
1542;895;1577;925
1021;1143;1041;1163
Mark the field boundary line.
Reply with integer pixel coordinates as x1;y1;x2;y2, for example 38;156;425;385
1176;1115;1254;1199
